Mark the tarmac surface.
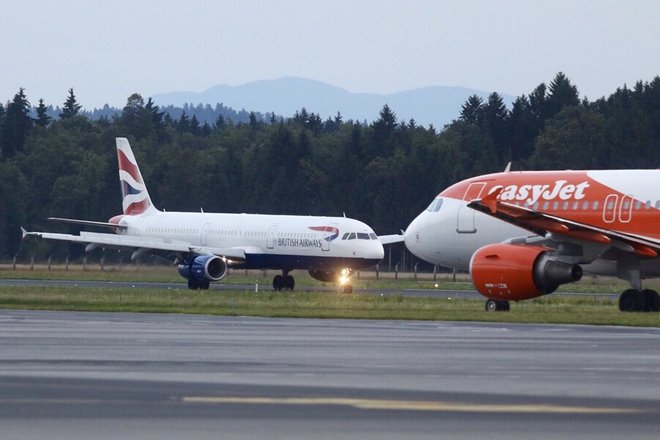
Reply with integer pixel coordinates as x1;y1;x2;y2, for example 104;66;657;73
1;309;659;439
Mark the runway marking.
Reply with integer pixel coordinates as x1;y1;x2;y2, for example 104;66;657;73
182;396;641;414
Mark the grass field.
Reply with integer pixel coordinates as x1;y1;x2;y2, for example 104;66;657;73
1;264;659;327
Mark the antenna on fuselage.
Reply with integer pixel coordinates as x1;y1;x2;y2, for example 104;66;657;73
504;162;512;173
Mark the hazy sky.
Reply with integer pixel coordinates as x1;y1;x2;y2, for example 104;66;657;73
2;0;659;109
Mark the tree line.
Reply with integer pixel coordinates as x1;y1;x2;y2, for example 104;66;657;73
1;73;659;260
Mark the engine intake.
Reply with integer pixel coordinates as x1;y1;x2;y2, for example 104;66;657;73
470;244;582;301
178;255;228;282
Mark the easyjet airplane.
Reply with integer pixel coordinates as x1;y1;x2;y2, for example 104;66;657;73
22;138;389;292
404;167;660;312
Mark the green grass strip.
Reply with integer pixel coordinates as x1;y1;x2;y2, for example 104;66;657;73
1;286;658;327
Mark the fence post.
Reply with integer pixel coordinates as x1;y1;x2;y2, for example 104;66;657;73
433;265;437;281
83;256;87;271
375;263;379;280
65;256;69;271
414;262;418;280
394;263;399;280
13;255;17;270
30;255;34;271
48;255;52;271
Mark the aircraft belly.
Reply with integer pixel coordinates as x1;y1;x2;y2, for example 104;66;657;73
237;253;379;271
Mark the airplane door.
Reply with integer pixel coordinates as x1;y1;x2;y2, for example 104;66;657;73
457;182;487;233
603;194;618;223
619;195;633;223
320;224;336;252
267;225;278;249
201;223;210;246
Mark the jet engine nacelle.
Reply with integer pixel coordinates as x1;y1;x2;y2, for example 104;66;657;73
178;255;228;282
308;269;338;283
469;244;583;301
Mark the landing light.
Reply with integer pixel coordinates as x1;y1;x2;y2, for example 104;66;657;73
339;268;351;286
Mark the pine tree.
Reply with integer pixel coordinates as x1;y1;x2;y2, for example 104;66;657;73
546;72;579;118
482;92;510;161
59;88;82;119
1;88;33;158
460;95;484;124
35;98;51;127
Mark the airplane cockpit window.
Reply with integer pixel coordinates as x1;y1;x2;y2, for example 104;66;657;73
341;232;379;240
425;199;435;212
425;198;443;213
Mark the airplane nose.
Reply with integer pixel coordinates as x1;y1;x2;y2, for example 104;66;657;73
404;212;432;261
404;214;423;249
372;241;385;260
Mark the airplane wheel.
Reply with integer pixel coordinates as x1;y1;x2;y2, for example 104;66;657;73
273;275;285;291
339;285;353;294
188;279;199;290
201;281;210;290
619;289;642;312
642;289;660;312
485;299;509;312
285;275;295;291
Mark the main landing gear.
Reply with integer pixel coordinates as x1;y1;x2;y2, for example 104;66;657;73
619;289;660;312
485;299;510;312
187;279;210;290
272;270;295;291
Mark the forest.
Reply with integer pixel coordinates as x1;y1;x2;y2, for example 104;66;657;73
1;72;659;261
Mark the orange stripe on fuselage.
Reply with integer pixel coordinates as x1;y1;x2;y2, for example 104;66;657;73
440;171;660;238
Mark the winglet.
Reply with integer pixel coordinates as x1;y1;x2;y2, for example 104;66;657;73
20;227;28;239
480;188;502;214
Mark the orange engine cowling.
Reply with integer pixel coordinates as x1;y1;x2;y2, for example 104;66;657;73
469;244;583;301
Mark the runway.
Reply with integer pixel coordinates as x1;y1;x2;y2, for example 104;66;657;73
1;310;659;439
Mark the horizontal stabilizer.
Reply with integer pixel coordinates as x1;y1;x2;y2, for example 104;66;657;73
48;217;128;230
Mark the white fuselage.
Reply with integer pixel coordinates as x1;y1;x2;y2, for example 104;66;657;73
118;211;384;270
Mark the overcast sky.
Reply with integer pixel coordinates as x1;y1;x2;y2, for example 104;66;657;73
2;0;658;109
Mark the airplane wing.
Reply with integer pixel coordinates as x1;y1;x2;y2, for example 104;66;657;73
378;234;404;245
21;228;248;260
467;190;659;258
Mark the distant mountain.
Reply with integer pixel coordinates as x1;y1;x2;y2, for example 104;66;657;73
151;77;515;127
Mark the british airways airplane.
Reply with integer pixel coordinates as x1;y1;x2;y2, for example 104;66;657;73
23;138;388;292
405;167;660;312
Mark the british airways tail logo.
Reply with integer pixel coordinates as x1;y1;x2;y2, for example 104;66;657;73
117;147;152;215
308;226;340;241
